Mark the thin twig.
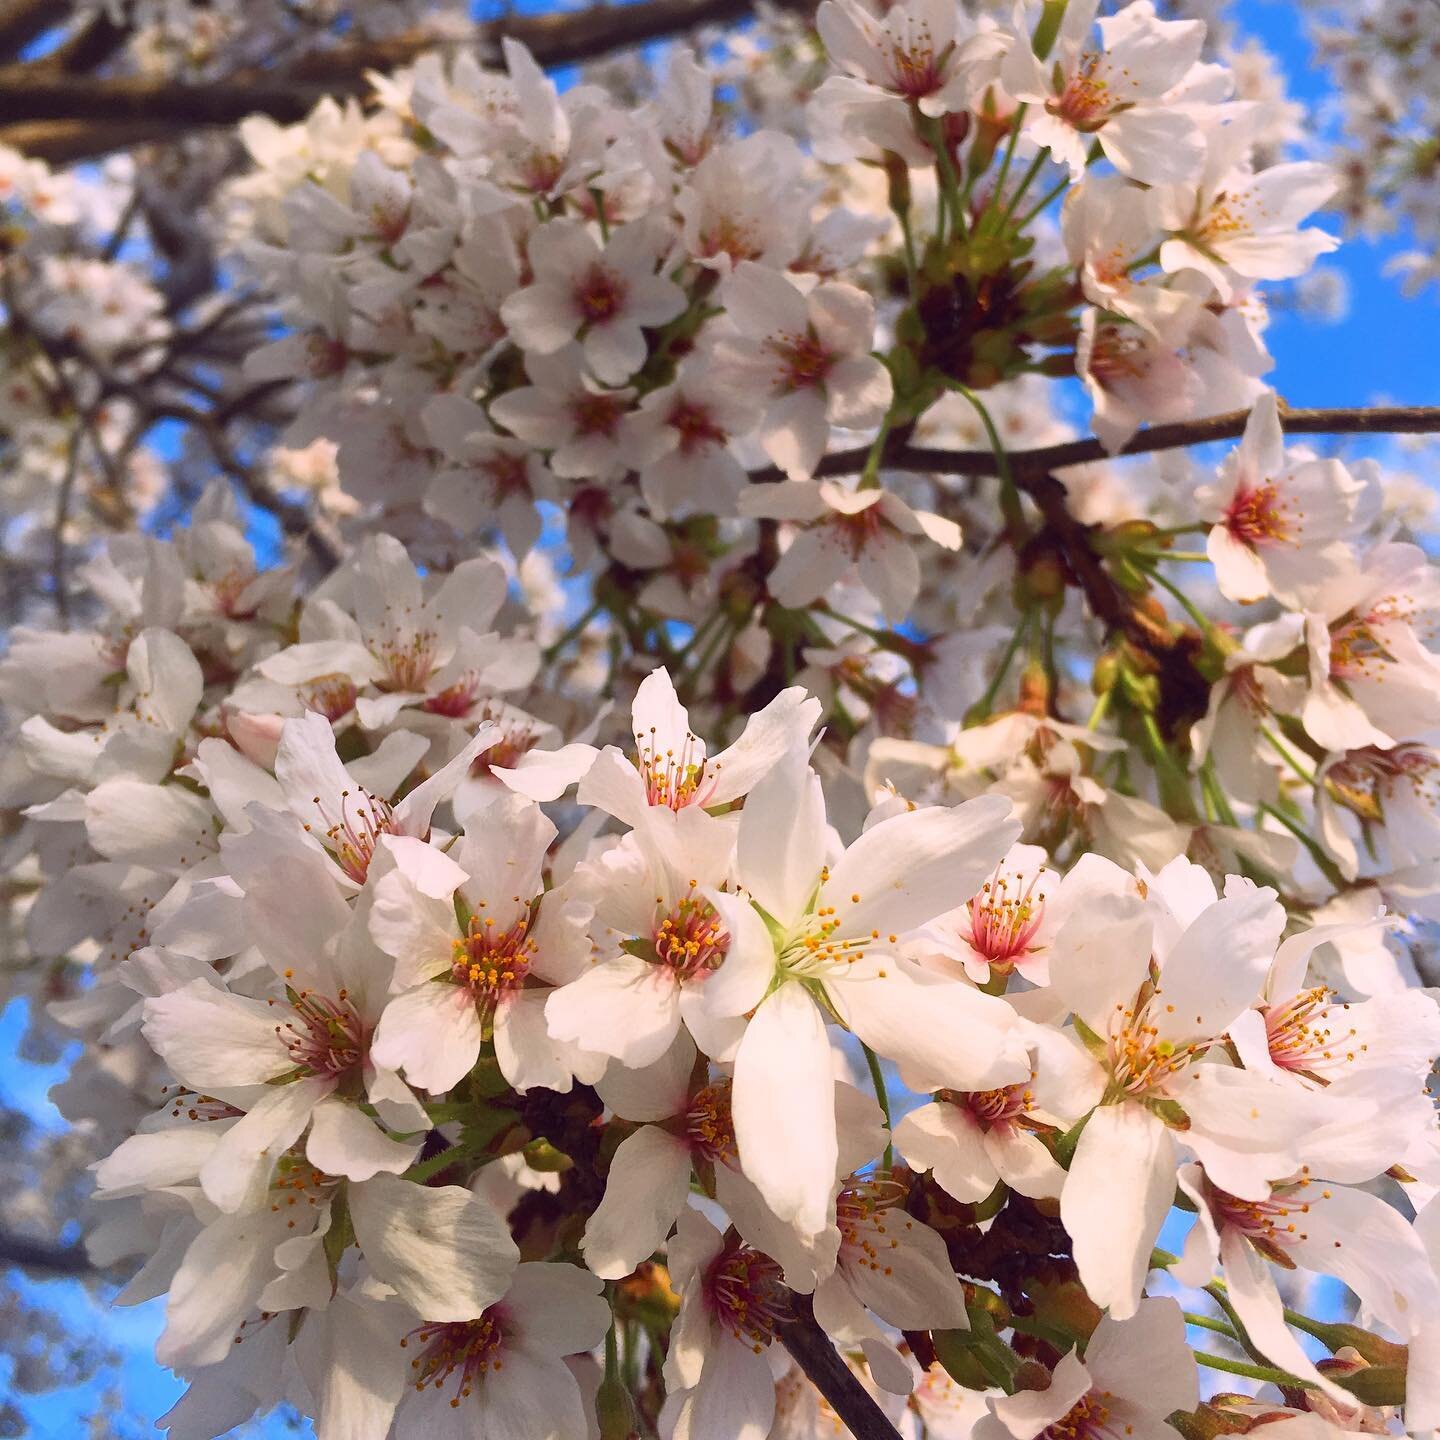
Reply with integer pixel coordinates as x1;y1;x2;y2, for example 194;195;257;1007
750;404;1440;485
778;1293;904;1440
0;1229;94;1275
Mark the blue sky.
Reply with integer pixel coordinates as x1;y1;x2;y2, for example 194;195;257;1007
5;1;1436;1433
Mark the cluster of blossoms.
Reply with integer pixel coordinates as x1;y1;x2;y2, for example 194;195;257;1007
2;2;1440;1439
0;146;173;567
1301;0;1440;294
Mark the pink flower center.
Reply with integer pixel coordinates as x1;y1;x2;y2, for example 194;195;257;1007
667;398;728;454
451;909;536;1008
767;329;835;392
308;787;396;884
274;985;368;1081
654;890;731;979
967;866;1049;971
1262;986;1358;1077
706;1245;787;1352
885;29;944;99
1225;481;1297;548
575;264;628;324
686;1080;739;1167
1327;743;1440;820
484;451;531;498
1042;1392;1121;1440
377;629;439;693
571;391;626;437
1209;1179;1323;1258
402;1310;508;1407
423;669;483;718
1050;55;1115;129
635;725;715;810
304;675;358;722
952;1081;1036;1129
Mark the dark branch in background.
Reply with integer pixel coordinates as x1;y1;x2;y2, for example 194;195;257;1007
0;0;67;64
0;0;808;159
0;1229;94;1276
759;404;1440;485
778;1294;903;1440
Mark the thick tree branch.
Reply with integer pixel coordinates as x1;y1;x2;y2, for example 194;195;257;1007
0;1229;94;1275
786;404;1440;485
0;0;793;156
778;1293;904;1440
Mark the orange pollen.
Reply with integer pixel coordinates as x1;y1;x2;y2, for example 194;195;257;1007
1042;1391;1116;1440
967;867;1048;970
686;1081;739;1167
377;628;439;693
635;726;714;810
767;329;835;392
706;1245;787;1350
403;1311;507;1406
451;913;536;1006
320;787;396;884
303;675;358;723
277;990;368;1079
1225;482;1297;548
654;893;730;979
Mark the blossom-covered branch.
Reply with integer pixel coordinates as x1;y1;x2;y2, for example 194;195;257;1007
3;1;1440;1437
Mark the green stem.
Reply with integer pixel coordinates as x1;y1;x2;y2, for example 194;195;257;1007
1262;725;1318;785
1086;687;1112;731
896;207;919;286
1259;802;1345;889
590;188;611;241
1183;1311;1239;1339
998;146;1049;228
1138;708;1198;821
988;105;1028;220
860;408;895;489
1199;760;1238;828
604;1307;620;1384
970;612;1030;720
1013;174;1070;229
1194;1351;1311;1388
924;114;966;239
1143;561;1221;640
1141;549;1210;563
543;598;603;662
948;381;1025;538
862;1043;895;1171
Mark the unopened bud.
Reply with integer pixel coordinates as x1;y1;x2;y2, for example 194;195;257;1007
522;1138;573;1173
596;1373;639;1440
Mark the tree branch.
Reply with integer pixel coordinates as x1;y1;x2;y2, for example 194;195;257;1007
0;0;67;65
0;0;795;156
774;404;1440;485
778;1293;904;1440
0;1229;94;1275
